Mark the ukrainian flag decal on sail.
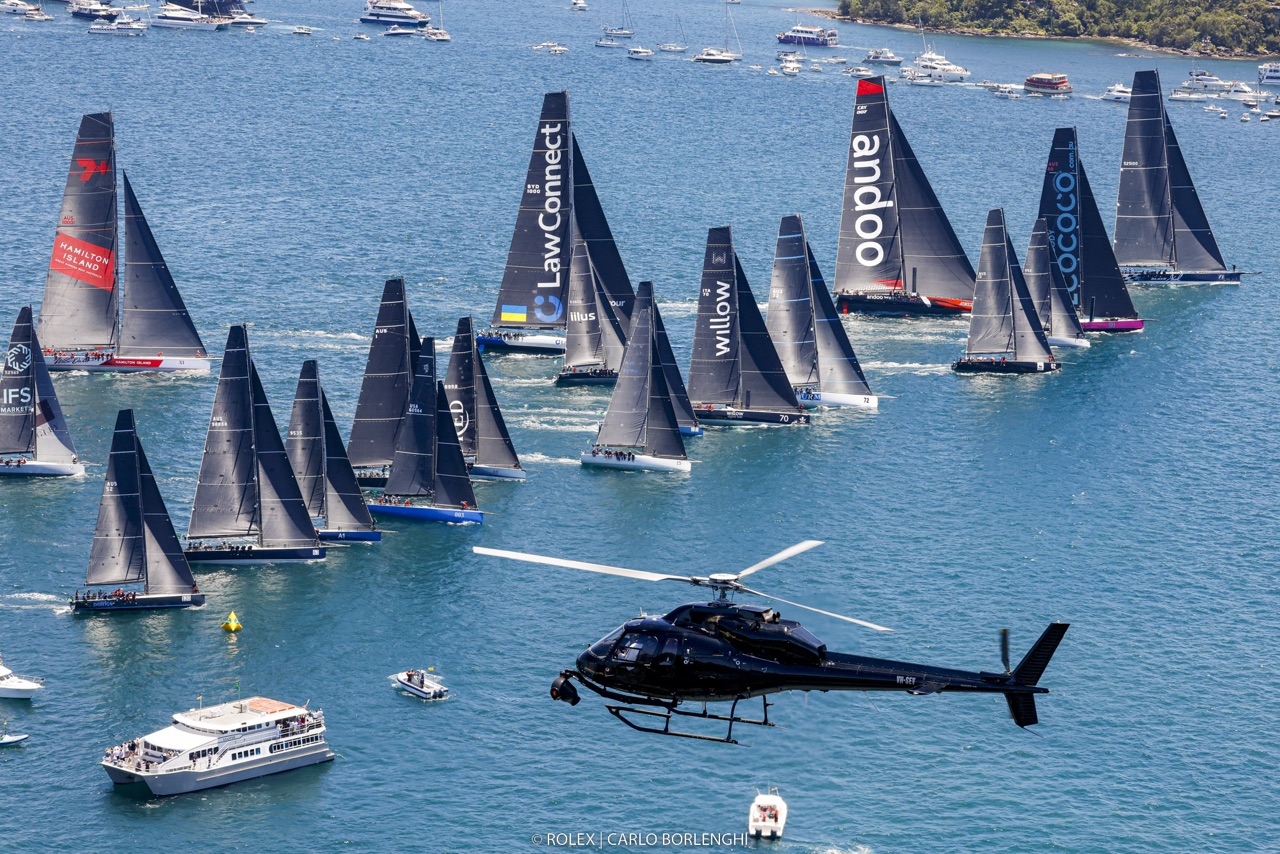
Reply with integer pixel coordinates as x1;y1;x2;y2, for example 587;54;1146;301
500;304;528;322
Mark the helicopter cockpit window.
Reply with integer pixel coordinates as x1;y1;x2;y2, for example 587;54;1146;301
613;634;658;663
589;626;626;658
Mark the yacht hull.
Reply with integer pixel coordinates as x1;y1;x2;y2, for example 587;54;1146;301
953;359;1061;374
45;353;212;373
580;452;690;473
1048;335;1091;349
691;407;809;426
354;473;389;488
1124;269;1243;284
0;460;85;476
71;593;204;612
104;743;334;796
836;292;972;316
368;504;483;524
467;464;527;481
554;370;617;386
796;390;879;409
317;529;382;542
476;332;565;355
183;546;326;564
1079;318;1144;332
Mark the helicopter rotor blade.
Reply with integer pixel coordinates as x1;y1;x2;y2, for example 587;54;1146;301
472;547;689;584
734;540;825;580
736;584;893;632
1001;628;1011;673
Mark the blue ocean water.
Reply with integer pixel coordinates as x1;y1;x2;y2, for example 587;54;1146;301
1;0;1278;850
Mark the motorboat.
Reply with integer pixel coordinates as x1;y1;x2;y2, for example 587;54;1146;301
775;23;837;46
1101;83;1131;102
749;789;787;840
915;46;969;80
291;24;315;34
843;65;875;78
1219;81;1261;101
994;83;1022;99
227;10;268;25
904;68;947;86
390;669;449;700
1168;89;1207;102
826;55;847;64
626;45;653;60
89;13;147;33
381;24;415;35
101;697;333;796
808;63;822;73
1260;62;1280;85
421;23;449;39
779;59;800;76
1025;72;1071;94
595;35;625;48
353;32;369;39
0;0;36;14
151;2;228;29
656;41;686;52
570;0;586;9
548;43;568;54
0;656;43;699
776;49;799;60
0;721;29;747
531;40;558;49
23;7;53;19
68;0;119;18
1178;69;1228;92
359;0;428;26
692;46;734;64
862;47;902;65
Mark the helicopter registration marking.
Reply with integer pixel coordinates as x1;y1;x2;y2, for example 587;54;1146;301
897;676;917;685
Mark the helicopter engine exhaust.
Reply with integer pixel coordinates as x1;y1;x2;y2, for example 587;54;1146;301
551;672;580;706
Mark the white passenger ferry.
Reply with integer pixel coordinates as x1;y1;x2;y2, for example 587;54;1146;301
101;696;333;796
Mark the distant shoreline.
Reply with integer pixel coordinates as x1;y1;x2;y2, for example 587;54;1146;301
800;9;1279;61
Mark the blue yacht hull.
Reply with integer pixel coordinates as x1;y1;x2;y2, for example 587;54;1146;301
369;504;483;524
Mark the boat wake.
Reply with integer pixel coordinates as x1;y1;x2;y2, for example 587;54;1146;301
1;592;67;612
520;452;582;466
510;417;600;433
865;360;953;374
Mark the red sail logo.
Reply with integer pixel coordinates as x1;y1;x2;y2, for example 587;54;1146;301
76;159;111;181
49;234;115;291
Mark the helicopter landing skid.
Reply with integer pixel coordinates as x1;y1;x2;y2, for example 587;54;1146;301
605;696;775;745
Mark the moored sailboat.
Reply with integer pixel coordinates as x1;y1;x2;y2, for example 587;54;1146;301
1023;218;1089;349
688;227;809;426
443;316;525;480
370;341;483;524
185;326;325;564
0;307;84;477
766;215;877;409
286;360;381;542
833;77;975;316
1037;127;1143;332
1114;70;1246;284
582;281;690;473
71;409;205;612
953;209;1059;374
348;277;421;488
37;113;209;373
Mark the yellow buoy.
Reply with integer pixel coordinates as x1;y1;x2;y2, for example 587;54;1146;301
222;611;242;631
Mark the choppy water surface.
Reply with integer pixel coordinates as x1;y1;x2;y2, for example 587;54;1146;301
1;1;1277;851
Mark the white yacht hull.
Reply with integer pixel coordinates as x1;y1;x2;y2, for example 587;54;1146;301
0;683;42;699
468;464;527;481
104;742;334;795
580;452;690;473
796;390;879;409
0;460;85;477
45;353;212;373
1048;335;1091;349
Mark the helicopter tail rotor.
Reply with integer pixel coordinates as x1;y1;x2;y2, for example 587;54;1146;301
1000;628;1011;673
1003;623;1070;728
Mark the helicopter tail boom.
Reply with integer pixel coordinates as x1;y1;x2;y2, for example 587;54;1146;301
1012;622;1070;688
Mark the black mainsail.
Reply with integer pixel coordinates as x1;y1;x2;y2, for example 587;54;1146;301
1038;127;1142;330
85;409;199;596
119;172;207;359
1114;69;1233;281
1024;218;1087;347
959;209;1055;369
766;215;873;403
38;112;119;351
287;360;377;536
651;294;699;435
559;223;627;378
0;307;80;468
348;277;421;469
490;91;573;332
444;316;522;473
688;227;803;421
833;77;975;315
593;281;686;460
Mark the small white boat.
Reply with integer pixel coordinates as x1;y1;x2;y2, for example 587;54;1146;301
548;43;568;54
1101;83;1131;102
353;32;369;39
779;59;800;76
0;0;36;14
390;669;449;700
826;56;847;64
656;42;686;52
692;46;734;64
531;40;558;49
0;656;44;699
749;789;787;840
1167;89;1206;102
421;24;449;39
292;24;316;34
1266;109;1280;119
23;7;53;19
595;35;625;48
570;0;586;9
766;67;780;76
227;10;268;25
0;721;29;746
862;47;902;65
843;65;875;78
89;13;147;33
626;45;653;60
381;24;414;35
1240;113;1251;122
807;63;822;73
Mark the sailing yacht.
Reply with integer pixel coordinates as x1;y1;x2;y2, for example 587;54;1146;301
71;410;205;612
348;277;421;488
583;281;691;473
37;113;210;373
369;340;483;525
953;209;1059;374
693;1;741;63
286;361;381;542
479;93;636;357
184;326;325;564
765;215;877;408
687;227;809;426
1023;218;1088;349
443;317;525;480
555;223;628;386
0;307;84;477
602;0;633;37
832;78;975;316
1114;70;1245;284
1037;127;1143;331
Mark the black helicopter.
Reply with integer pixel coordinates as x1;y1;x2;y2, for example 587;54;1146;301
473;541;1069;743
